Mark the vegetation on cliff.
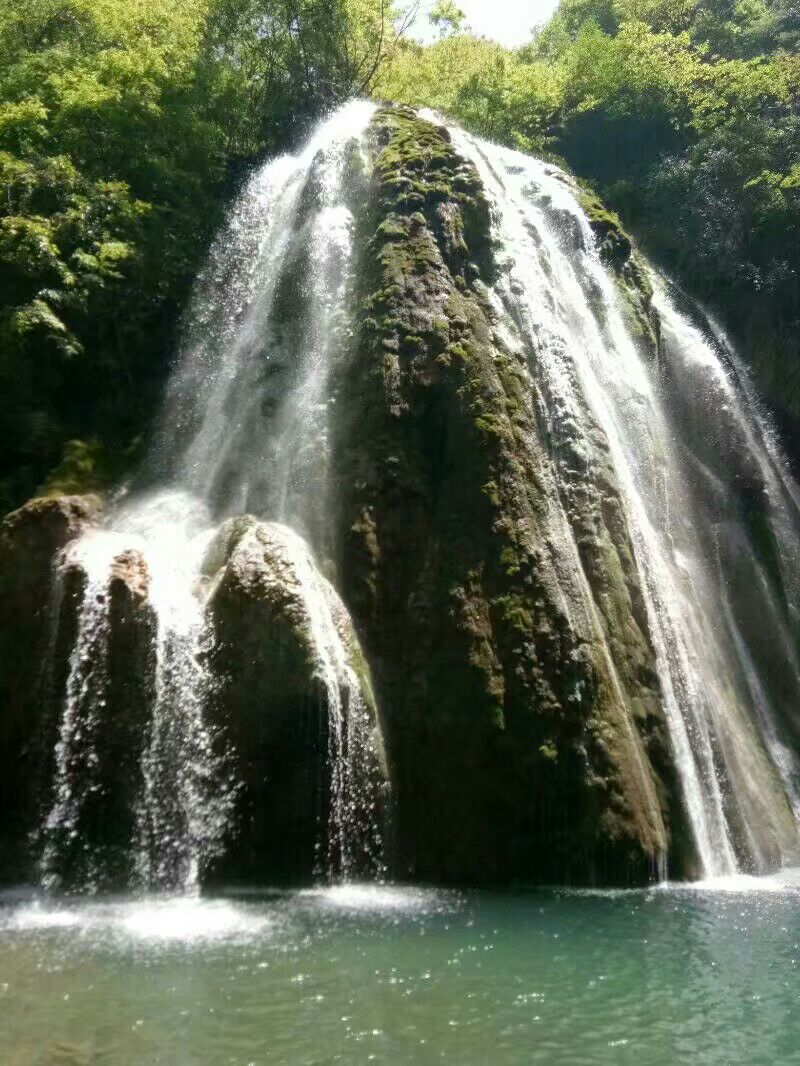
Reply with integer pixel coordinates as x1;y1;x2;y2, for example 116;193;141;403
332;106;687;883
379;0;800;448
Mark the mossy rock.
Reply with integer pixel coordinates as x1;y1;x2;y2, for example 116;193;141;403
574;181;661;357
0;493;101;882
203;519;387;885
40;437;142;499
330;104;690;886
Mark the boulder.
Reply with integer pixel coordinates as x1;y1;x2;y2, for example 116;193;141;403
331;106;687;885
0;495;101;881
40;542;156;890
202;518;387;885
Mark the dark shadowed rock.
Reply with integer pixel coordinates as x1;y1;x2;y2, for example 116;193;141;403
0;495;101;880
40;543;157;890
202;518;387;885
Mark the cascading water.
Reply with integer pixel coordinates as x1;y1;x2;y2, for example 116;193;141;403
41;532;127;890
40;499;238;892
154;101;372;541
444;122;800;877
40;101;384;891
38;98;800;890
231;522;385;880
118;492;233;890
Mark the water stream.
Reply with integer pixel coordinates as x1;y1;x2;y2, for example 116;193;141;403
446;124;800;876
39;101;381;891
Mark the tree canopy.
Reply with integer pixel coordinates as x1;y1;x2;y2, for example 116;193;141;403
0;0;409;510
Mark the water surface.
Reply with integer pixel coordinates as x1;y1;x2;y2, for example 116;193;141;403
1;879;798;1064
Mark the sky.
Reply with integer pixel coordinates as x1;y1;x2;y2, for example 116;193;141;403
410;0;561;49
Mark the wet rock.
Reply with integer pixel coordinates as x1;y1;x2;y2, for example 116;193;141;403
0;495;101;881
202;518;387;885
102;549;157;881
41;545;157;890
333;105;686;886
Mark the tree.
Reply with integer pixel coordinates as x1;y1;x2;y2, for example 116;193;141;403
429;0;467;37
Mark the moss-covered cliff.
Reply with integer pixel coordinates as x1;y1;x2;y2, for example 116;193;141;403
332;105;691;885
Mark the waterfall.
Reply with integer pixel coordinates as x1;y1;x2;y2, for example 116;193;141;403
40;101;383;891
233;523;386;880
445;123;800;876
154;100;375;540
36;99;800;888
116;491;234;891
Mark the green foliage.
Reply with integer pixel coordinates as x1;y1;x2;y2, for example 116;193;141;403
3;0;798;509
376;36;562;151
0;0;411;513
0;0;220;510
429;0;467;38
205;0;416;155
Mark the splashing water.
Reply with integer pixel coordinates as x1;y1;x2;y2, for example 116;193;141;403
238;523;386;880
155;100;377;543
114;490;237;890
41;495;238;891
41;532;128;890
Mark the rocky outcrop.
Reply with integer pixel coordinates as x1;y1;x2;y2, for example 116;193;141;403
0;495;101;879
332;106;689;885
40;542;157;890
0;108;738;889
0;495;160;887
572;184;661;357
202;517;387;885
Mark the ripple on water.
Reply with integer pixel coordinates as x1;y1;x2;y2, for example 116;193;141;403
0;885;798;1065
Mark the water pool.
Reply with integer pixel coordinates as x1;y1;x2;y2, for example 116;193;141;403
1;877;798;1065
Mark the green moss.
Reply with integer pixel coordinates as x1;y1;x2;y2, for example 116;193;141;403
376;217;407;241
575;181;633;270
495;594;534;634
369;106;493;282
539;741;559;763
574;180;661;358
499;545;521;576
201;515;259;580
448;342;469;361
576;186;625;233
482;479;501;507
401;334;425;354
39;436;141;498
334;103;678;887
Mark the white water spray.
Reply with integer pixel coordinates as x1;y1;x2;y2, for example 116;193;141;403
41;102;382;890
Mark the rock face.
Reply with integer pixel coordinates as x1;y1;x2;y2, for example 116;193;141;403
203;517;387;885
332;106;689;885
42;544;157;889
0;109;714;889
0;496;159;887
0;495;101;879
